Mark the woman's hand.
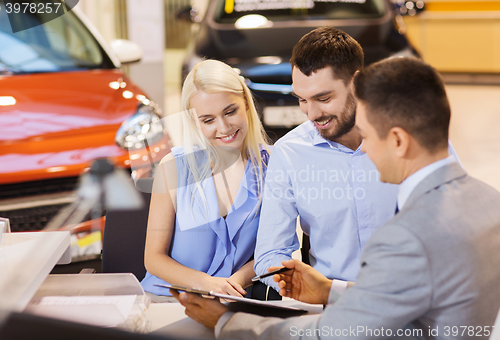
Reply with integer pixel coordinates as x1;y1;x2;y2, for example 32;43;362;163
202;276;247;297
227;260;255;290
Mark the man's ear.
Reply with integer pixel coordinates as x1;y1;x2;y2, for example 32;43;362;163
349;71;360;93
390;127;411;158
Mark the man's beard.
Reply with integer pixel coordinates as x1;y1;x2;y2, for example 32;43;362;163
317;92;356;142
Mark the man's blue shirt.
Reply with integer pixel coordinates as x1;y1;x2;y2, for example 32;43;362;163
254;121;459;290
254;121;399;289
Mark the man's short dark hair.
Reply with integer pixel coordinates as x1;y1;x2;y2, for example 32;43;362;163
354;57;450;152
290;27;364;84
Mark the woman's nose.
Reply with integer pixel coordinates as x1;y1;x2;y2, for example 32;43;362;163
217;118;231;135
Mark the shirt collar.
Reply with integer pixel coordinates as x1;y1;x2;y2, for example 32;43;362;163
309;121;361;153
397;156;456;210
308;121;330;147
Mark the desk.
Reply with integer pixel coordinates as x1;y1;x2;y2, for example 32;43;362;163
145;299;323;339
0;231;71;312
25;273;149;331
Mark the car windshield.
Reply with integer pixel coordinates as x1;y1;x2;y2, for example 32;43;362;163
214;0;387;24
0;0;114;74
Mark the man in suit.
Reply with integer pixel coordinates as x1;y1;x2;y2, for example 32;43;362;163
173;58;500;339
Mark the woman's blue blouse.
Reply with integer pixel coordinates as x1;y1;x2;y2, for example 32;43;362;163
141;146;269;295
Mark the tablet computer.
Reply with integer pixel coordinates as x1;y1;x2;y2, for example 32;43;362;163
154;283;308;318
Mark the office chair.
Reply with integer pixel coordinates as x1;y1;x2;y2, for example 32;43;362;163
101;178;153;281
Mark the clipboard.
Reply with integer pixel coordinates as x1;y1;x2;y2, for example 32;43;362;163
154;283;309;318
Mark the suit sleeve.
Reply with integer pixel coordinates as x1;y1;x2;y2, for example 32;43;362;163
219;313;322;340
254;146;300;290
317;223;432;337
221;223;432;339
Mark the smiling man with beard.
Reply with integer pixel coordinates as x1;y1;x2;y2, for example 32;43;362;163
252;27;456;295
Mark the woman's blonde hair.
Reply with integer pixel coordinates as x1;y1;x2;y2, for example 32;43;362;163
180;59;270;213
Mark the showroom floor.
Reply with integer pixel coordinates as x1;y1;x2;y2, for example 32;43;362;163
447;84;500;191
163;50;500;192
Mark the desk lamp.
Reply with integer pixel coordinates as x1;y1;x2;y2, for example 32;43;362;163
45;158;144;231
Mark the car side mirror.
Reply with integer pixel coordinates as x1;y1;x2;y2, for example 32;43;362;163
110;39;142;64
176;5;201;23
395;0;425;16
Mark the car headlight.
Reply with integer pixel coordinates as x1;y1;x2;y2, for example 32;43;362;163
115;103;165;150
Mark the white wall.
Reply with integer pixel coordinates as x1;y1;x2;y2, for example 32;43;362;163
77;0;166;112
126;0;165;111
77;0;118;42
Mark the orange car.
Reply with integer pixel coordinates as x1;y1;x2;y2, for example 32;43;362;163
0;3;171;259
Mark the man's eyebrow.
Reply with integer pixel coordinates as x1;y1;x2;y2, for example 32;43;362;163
311;90;333;99
291;90;333;100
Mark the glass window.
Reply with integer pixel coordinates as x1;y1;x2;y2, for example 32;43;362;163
215;0;386;23
0;0;114;74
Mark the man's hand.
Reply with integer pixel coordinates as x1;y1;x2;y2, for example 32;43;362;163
171;289;230;330
273;259;333;305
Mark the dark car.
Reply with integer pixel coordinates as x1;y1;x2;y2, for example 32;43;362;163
182;0;421;139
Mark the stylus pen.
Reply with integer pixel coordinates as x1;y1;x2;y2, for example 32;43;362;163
251;267;290;282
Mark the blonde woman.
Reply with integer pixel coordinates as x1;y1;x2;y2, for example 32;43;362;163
141;60;271;299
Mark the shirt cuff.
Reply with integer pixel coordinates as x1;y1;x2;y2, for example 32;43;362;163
214;312;235;338
327;279;347;303
260;275;280;291
254;255;292;291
